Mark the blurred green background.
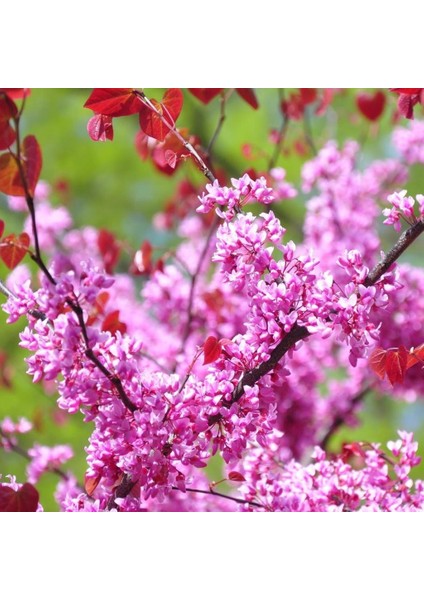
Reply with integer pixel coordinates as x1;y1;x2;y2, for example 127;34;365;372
1;88;424;510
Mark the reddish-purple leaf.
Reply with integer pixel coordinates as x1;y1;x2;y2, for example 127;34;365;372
397;94;416;119
102;310;127;336
386;346;409;386
299;88;317;105
132;240;153;276
369;347;388;380
203;336;223;365
390;88;422;95
228;471;246;482
0;89;30;100
0;219;4;239
0;482;39;512
356;91;386;122
139;89;183;142
97;229;120;273
0;96;17;150
188;89;224;104
407;344;424;369
235;88;259;109
0;232;30;269
84;88;140;117
87;114;114;142
165;149;177;169
23;135;42;195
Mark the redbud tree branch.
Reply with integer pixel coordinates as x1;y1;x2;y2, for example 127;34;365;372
230;218;424;406
10;114;138;414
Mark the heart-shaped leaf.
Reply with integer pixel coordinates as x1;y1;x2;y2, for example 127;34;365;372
87;114;114;142
203;335;223;365
235;88;259;109
385;346;408;385
0;135;42;196
188;89;223;104
356;91;386;122
0;482;39;512
102;310;127;335
139;89;183;141
84;88;140;117
0;232;30;269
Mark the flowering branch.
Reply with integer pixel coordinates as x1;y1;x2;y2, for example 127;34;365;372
10;115;138;414
230;218;424;406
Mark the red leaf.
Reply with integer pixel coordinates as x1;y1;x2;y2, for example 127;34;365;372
188;89;224;104
397;94;416;119
139;89;183;142
132;240;153;275
97;229;120;273
162;88;183;124
390;88;422;95
101;310;127;336
23;135;42;195
165;149;177;169
203;335;223;365
407;344;424;369
188;88;224;104
235;88;259;109
0;96;17;150
0;232;30;268
370;347;388;379
0;136;42;195
85;472;101;496
87;114;114;142
0;88;30;100
386;346;409;385
299;88;317;105
228;471;246;482
0;219;4;238
84;88;140;117
0;482;39;512
356;91;386;122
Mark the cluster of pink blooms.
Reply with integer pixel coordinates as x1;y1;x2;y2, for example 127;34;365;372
2;120;424;511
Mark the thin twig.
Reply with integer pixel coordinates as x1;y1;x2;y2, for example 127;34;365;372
172;485;264;510
1;435;73;484
207;91;230;160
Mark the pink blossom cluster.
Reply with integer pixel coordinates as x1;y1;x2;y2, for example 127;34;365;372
234;430;424;511
197;174;276;219
382;190;424;232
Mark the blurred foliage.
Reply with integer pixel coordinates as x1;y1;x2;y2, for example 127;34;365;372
1;88;424;510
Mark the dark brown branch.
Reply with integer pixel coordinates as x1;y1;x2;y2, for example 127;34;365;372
107;474;136;511
230;218;424;405
364;218;424;286
173;485;264;510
